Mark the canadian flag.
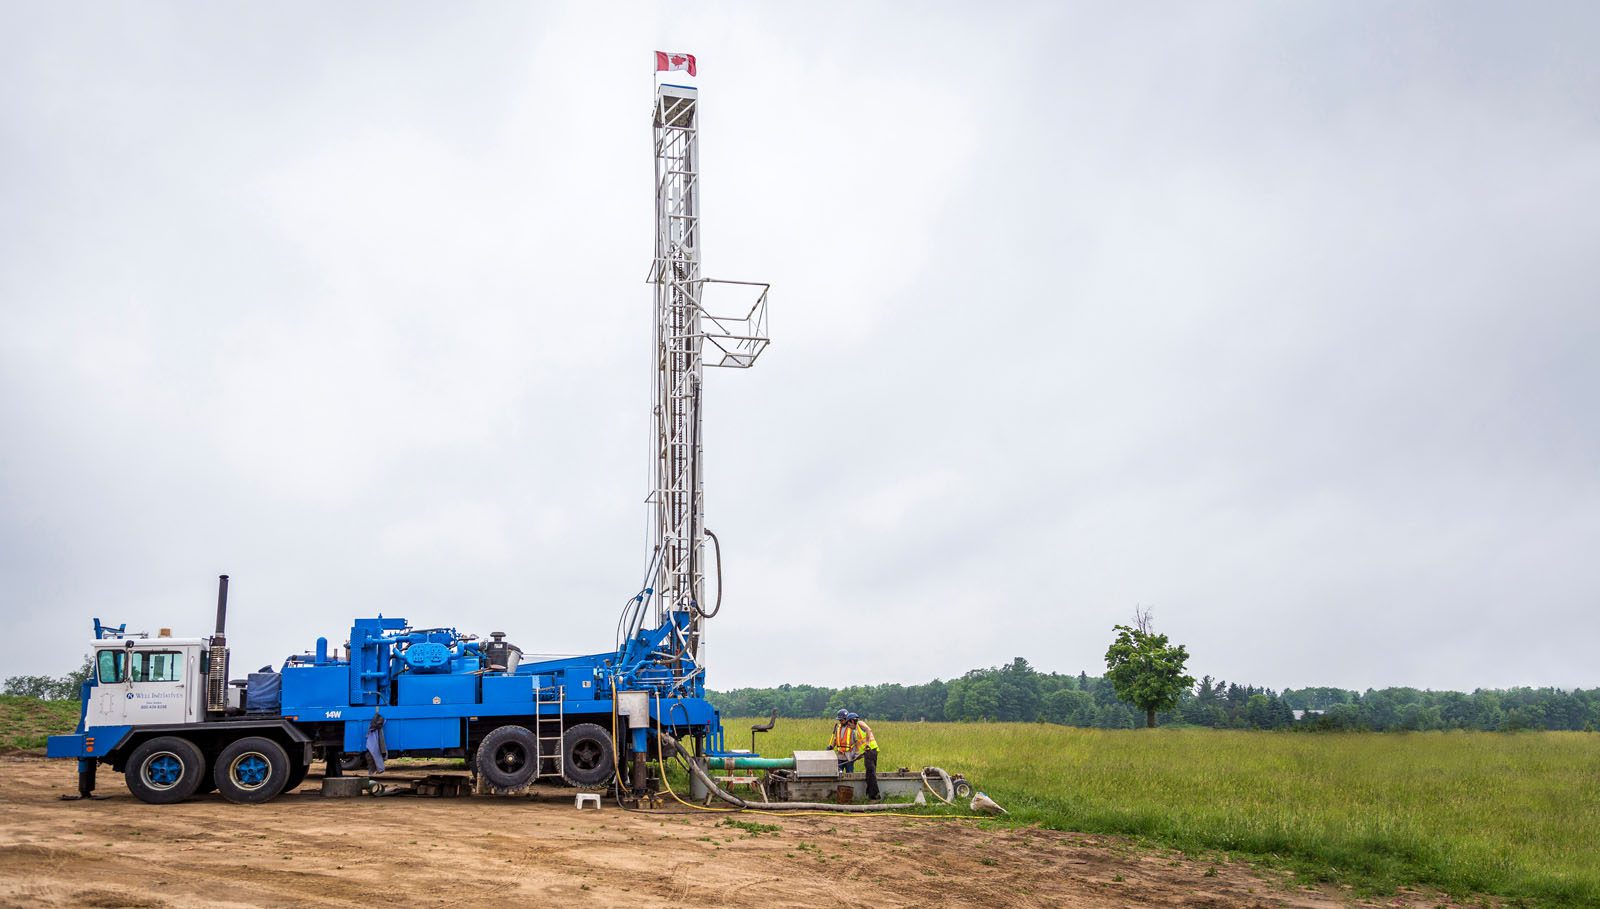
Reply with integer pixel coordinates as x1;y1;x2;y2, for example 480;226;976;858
655;51;697;77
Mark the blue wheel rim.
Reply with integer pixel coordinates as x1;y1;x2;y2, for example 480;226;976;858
143;752;184;790
230;753;272;790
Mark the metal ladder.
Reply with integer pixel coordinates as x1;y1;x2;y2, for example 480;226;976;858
535;684;565;779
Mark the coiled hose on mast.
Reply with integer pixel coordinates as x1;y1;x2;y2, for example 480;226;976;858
692;528;723;619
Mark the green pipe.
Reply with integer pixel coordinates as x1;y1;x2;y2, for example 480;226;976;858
716;756;795;770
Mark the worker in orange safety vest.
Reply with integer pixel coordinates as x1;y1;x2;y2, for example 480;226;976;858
828;708;865;772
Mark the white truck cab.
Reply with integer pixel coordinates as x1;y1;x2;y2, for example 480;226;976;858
52;577;322;806
87;637;208;726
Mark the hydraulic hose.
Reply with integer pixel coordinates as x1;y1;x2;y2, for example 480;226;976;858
695;529;723;619
614;544;666;651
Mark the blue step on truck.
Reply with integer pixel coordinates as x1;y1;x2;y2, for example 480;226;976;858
48;575;731;804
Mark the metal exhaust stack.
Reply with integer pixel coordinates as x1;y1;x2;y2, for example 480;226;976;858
214;573;229;635
207;574;229;714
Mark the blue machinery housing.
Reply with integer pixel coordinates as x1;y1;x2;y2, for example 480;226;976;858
276;613;727;755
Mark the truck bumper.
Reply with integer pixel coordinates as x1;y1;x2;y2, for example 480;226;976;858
46;726;129;759
46;734;88;758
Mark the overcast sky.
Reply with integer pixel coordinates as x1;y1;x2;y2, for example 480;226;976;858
2;3;1597;692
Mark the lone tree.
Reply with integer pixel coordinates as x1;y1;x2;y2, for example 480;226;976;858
1103;608;1194;728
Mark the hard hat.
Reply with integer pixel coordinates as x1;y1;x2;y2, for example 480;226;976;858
836;709;848;720
846;712;860;722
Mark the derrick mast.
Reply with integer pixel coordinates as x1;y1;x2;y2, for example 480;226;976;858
647;77;769;677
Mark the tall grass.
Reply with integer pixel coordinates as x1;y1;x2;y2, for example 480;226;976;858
0;695;80;751
735;718;1600;906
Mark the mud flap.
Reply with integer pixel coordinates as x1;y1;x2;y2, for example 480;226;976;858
365;713;387;773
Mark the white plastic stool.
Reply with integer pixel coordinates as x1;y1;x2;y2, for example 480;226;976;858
574;792;602;810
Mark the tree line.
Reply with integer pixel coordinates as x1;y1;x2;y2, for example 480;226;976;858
709;659;1600;732
2;657;92;701
11;653;1597;733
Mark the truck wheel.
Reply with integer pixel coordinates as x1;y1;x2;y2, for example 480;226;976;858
560;723;615;788
477;725;539;789
126;736;206;804
283;759;310;793
215;736;290;804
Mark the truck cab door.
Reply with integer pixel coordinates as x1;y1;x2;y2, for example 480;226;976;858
93;645;194;725
125;646;192;724
88;648;128;725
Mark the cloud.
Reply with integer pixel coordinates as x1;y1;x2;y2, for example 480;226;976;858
2;2;1597;693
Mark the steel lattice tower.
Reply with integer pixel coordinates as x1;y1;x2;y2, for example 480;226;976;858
647;80;770;675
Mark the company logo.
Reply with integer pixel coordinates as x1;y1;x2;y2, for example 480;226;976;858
125;690;184;707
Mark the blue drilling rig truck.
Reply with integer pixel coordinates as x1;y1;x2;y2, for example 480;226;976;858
47;573;732;805
44;72;798;807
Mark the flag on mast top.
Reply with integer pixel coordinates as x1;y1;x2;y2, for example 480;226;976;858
655;51;697;76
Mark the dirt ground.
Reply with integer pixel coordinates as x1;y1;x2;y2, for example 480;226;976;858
0;756;1453;909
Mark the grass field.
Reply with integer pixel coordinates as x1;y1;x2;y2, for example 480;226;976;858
736;718;1600;907
0;695;80;751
